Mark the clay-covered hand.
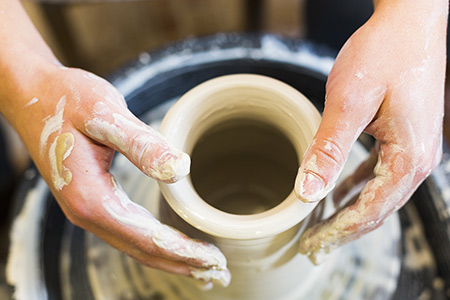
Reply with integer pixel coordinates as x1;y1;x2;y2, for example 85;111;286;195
2;63;230;288
0;0;229;288
295;0;447;263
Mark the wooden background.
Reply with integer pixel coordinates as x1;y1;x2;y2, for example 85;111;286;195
22;0;305;76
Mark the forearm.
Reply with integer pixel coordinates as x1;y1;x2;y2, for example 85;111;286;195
0;0;57;120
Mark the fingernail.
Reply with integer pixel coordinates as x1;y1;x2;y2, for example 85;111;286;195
165;151;191;181
190;267;231;287
149;151;191;183
295;172;325;202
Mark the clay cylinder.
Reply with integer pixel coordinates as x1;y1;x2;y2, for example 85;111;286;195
158;74;322;300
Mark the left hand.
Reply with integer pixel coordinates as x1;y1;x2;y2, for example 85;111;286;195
1;61;230;288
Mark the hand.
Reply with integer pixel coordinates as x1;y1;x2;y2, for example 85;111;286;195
3;63;230;288
0;0;229;288
295;0;447;263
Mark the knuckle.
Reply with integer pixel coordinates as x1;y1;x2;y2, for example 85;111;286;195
64;211;84;228
414;148;441;178
419;162;431;175
432;146;443;169
417;160;437;178
130;131;152;165
312;138;346;169
62;195;93;226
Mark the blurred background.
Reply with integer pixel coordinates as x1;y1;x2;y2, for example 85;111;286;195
23;0;307;76
20;0;374;75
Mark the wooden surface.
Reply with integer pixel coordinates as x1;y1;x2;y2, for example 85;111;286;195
22;0;304;76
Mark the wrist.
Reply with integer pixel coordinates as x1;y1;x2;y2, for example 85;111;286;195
370;0;448;52
0;56;56;126
0;0;59;119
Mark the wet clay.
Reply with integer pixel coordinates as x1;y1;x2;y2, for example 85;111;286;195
49;133;74;191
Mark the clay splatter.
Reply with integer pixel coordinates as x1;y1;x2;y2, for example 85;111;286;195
40;96;66;157
25;97;38;107
49;133;74;191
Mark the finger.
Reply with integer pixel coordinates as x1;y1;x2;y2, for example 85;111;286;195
298;142;422;265
332;146;378;207
54;131;229;287
95;223;231;288
98;177;230;287
78;99;190;183
295;75;386;203
190;267;232;289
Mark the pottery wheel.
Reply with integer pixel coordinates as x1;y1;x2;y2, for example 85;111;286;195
7;34;446;300
83;98;401;300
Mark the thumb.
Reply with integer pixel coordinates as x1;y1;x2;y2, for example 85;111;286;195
295;134;353;203
295;79;386;203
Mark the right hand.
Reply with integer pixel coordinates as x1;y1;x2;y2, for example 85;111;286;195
295;0;446;263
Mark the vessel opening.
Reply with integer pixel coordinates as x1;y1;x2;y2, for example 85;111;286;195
190;118;299;215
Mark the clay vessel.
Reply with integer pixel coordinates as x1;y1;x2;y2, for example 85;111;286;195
158;74;322;300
